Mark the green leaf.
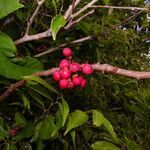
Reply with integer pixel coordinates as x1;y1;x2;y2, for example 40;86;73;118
21;93;30;109
125;138;140;150
70;131;76;150
15;112;27;128
0;52;43;79
103;119;119;142
4;143;17;150
24;76;58;94
0;125;8;141
37;140;44;150
92;110;105;127
52;0;57;15
50;15;66;40
26;84;53;101
91;141;120;150
64;110;89;135
0;0;24;19
58;99;69;127
0;32;17;57
39;115;58;140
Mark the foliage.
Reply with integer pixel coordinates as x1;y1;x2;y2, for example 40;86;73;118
0;0;149;149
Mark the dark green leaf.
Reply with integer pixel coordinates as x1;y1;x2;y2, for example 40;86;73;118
0;0;24;19
15;112;27;128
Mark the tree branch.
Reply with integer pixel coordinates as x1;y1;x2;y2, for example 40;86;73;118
25;0;46;35
1;64;150;102
72;0;98;18
0;68;58;103
34;36;93;57
90;5;149;11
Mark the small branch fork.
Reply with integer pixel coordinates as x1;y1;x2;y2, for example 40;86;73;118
0;64;150;102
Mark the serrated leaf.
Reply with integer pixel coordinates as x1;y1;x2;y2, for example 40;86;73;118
24;75;58;94
50;15;66;40
0;32;17;57
0;0;24;19
15;112;27;127
58;99;69;127
64;110;89;135
91;141;120;150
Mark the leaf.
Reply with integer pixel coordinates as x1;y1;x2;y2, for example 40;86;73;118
52;0;57;15
103;119;119;142
70;131;76;150
125;138;140;150
58;99;69;126
64;110;89;135
104;0;110;5
91;141;120;150
4;143;17;150
92;110;105;127
0;32;17;57
21;93;30;109
37;140;44;150
24;76;58;94
50;15;66;40
0;0;24;19
15;112;27;128
0;52;43;79
39;115;58;140
0;125;8;141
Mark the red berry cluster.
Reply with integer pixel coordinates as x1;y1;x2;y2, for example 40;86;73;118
52;48;93;89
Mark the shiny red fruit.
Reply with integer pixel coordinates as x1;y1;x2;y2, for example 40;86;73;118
63;47;72;57
59;59;70;69
70;62;80;72
68;81;74;89
59;79;69;89
82;64;93;75
52;70;61;81
60;69;71;79
80;79;87;88
72;76;83;86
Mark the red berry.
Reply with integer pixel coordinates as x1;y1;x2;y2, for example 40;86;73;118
70;62;80;72
52;70;61;81
82;64;93;75
80;79;87;88
72;76;83;86
59;79;69;89
63;47;72;57
68;81;74;89
59;59;70;69
60;69;71;79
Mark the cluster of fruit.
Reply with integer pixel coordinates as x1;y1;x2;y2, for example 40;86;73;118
52;48;93;89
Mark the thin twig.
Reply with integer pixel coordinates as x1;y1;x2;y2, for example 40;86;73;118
72;0;98;18
90;5;149;11
64;0;81;20
25;0;46;35
65;9;95;29
34;36;93;57
101;10;143;35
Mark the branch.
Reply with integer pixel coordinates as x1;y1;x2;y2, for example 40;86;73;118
1;63;150;102
90;5;149;11
92;63;150;80
65;9;95;29
15;30;51;45
101;10;143;35
0;68;58;103
72;0;98;18
34;36;93;57
25;0;46;35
